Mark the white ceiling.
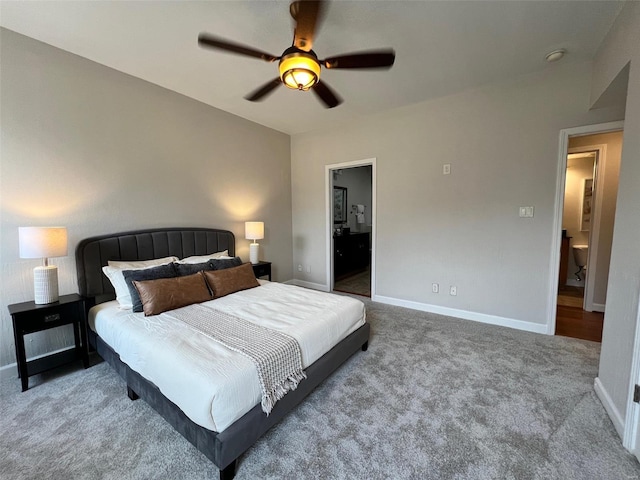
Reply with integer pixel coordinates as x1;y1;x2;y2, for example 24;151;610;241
0;1;624;135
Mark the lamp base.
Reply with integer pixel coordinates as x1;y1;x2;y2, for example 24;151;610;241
249;243;260;265
34;265;59;304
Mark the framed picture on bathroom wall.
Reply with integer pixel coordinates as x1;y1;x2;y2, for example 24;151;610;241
333;186;347;224
580;178;593;231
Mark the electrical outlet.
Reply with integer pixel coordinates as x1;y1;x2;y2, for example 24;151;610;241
449;286;457;296
297;264;303;272
443;164;451;175
432;283;439;293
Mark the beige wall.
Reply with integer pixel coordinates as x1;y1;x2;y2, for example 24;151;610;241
591;0;640;427
291;60;624;329
0;29;293;368
567;131;622;306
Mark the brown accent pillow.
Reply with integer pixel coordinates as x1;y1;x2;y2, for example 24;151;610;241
203;263;260;299
133;272;212;316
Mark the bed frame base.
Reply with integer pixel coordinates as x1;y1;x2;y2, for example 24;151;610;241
220;460;237;480
127;386;139;401
90;323;370;479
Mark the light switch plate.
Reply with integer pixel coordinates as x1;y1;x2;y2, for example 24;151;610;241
519;206;534;218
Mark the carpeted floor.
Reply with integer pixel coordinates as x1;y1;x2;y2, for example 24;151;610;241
1;298;638;480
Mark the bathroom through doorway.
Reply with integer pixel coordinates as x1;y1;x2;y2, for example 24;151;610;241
555;128;623;342
326;158;376;299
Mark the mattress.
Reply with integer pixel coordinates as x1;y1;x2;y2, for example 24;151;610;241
88;281;365;432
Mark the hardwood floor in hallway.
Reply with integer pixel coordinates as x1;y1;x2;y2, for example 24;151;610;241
555;285;603;342
555;304;604;342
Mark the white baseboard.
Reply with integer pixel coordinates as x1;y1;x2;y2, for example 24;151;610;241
566;279;584;287
286;284;546;335
288;279;330;292
372;295;549;335
592;303;606;312
0;362;17;381
0;346;76;382
594;377;625;438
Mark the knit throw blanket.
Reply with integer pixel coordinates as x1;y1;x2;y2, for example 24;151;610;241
170;304;307;415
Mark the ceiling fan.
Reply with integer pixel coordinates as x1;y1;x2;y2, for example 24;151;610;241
198;0;395;108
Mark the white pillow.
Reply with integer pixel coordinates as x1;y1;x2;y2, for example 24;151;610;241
175;250;230;264
108;256;178;269
103;256;178;309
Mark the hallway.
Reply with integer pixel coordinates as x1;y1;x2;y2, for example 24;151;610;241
556;286;603;342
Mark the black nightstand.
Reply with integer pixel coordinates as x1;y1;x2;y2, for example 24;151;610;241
252;261;272;281
8;294;90;391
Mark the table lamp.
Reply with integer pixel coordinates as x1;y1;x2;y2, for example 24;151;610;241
19;227;68;304
245;222;264;265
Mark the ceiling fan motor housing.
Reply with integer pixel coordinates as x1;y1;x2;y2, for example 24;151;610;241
197;1;394;107
279;47;321;90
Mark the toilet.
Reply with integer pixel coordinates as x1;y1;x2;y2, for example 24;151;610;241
572;244;589;281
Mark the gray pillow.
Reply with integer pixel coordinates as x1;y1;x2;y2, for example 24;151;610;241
174;261;214;277
123;263;177;313
210;257;243;270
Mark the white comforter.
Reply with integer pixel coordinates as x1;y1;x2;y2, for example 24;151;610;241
89;281;365;432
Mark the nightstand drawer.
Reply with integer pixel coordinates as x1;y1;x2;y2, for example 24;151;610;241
14;302;81;334
253;264;270;278
251;261;272;280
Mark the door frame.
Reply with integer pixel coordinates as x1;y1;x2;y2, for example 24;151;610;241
325;158;376;295
547;121;623;335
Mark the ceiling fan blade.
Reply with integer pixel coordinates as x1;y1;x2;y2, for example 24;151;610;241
198;34;279;62
245;77;283;102
312;81;342;108
290;0;326;52
322;50;396;69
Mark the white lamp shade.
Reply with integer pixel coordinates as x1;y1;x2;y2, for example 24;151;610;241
19;227;67;304
19;227;68;259
245;222;264;241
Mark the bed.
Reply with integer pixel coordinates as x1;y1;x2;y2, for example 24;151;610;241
75;227;370;480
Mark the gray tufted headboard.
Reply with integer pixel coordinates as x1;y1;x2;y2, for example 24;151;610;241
75;227;235;304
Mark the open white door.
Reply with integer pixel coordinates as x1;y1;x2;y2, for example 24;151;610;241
567;145;606;313
634;412;640;461
623;294;640;458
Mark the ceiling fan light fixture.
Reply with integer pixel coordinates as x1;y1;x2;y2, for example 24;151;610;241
279;51;321;90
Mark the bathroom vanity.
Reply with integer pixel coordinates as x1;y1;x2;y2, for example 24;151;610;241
334;232;370;281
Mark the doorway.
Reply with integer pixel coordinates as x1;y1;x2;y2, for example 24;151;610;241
552;126;623;342
326;159;375;298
